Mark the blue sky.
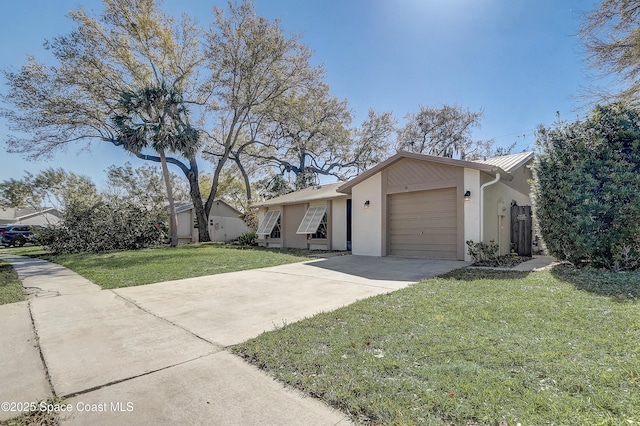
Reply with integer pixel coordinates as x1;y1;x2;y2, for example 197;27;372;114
0;0;598;188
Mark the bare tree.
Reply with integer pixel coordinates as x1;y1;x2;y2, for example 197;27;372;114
396;104;493;160
201;1;319;203
580;0;640;103
250;82;396;186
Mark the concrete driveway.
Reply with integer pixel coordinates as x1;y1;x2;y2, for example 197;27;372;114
0;254;467;425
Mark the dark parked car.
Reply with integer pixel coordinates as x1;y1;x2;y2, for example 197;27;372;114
0;224;37;247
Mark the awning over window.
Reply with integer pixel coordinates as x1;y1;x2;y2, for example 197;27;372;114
296;206;327;234
257;210;281;235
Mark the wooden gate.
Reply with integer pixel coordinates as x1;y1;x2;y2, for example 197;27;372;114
511;205;532;256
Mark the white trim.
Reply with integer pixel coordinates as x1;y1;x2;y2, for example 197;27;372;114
296;206;327;234
256;210;281;235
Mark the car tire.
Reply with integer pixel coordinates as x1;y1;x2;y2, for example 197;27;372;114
13;238;26;247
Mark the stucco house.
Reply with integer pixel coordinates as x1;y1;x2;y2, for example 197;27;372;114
256;151;534;261
0;207;63;226
255;183;351;251
174;199;251;244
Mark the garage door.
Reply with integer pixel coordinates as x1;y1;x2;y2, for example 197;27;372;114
388;187;458;258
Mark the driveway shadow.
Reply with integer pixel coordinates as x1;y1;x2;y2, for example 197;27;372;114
301;255;471;283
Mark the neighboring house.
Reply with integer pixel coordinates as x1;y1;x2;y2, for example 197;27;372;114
0;207;63;226
256;151;535;261
174;200;251;244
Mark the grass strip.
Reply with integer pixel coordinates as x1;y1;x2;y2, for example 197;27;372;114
0;260;25;305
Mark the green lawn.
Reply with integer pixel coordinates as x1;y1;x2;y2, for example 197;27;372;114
0;260;25;305
233;268;640;425
5;244;309;289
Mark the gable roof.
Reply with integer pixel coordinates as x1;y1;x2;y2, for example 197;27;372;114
0;207;63;221
253;152;535;205
337;151;526;194
254;182;348;207
173;199;243;216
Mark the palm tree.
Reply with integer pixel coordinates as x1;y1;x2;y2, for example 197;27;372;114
113;82;200;247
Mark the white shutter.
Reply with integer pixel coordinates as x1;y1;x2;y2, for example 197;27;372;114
257;210;281;235
296;206;327;234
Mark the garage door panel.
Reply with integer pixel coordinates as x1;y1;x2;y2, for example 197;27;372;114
389;228;457;237
391;243;457;252
390;218;457;229
390;208;457;219
389;187;458;259
390;194;456;203
391;247;458;258
390;200;456;212
390;190;455;201
391;235;456;249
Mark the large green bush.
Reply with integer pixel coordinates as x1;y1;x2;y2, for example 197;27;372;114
37;200;167;254
533;104;640;270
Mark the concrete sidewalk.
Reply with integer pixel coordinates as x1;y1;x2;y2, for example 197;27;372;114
0;254;466;424
511;255;557;271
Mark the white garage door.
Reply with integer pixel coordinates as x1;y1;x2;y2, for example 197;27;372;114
388;187;458;258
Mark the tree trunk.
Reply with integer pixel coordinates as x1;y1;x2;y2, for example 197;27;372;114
187;156;210;242
205;148;231;220
234;156;252;204
159;148;178;247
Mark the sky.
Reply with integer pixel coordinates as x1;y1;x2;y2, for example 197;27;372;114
0;0;600;189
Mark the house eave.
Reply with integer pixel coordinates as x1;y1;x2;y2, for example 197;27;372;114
253;193;349;208
337;151;512;194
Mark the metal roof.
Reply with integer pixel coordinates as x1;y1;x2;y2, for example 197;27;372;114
254;182;348;207
474;151;534;173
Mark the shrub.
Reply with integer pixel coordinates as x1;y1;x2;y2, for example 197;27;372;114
37;200;166;254
533;104;640;270
466;240;499;264
241;206;259;230
237;230;257;246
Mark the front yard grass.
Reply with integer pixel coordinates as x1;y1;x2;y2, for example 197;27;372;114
5;244;309;289
0;260;25;305
232;268;640;425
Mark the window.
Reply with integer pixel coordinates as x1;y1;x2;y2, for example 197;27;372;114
270;216;281;238
309;212;327;239
257;210;281;236
296;206;327;238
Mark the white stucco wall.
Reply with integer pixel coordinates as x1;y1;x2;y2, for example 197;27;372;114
178;204;250;244
351;173;382;256
331;198;347;251
209;216;251;242
177;210;197;243
483;181;531;255
463;168;481;261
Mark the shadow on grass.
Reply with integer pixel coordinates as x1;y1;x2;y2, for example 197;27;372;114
550;264;640;302
439;268;531;281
